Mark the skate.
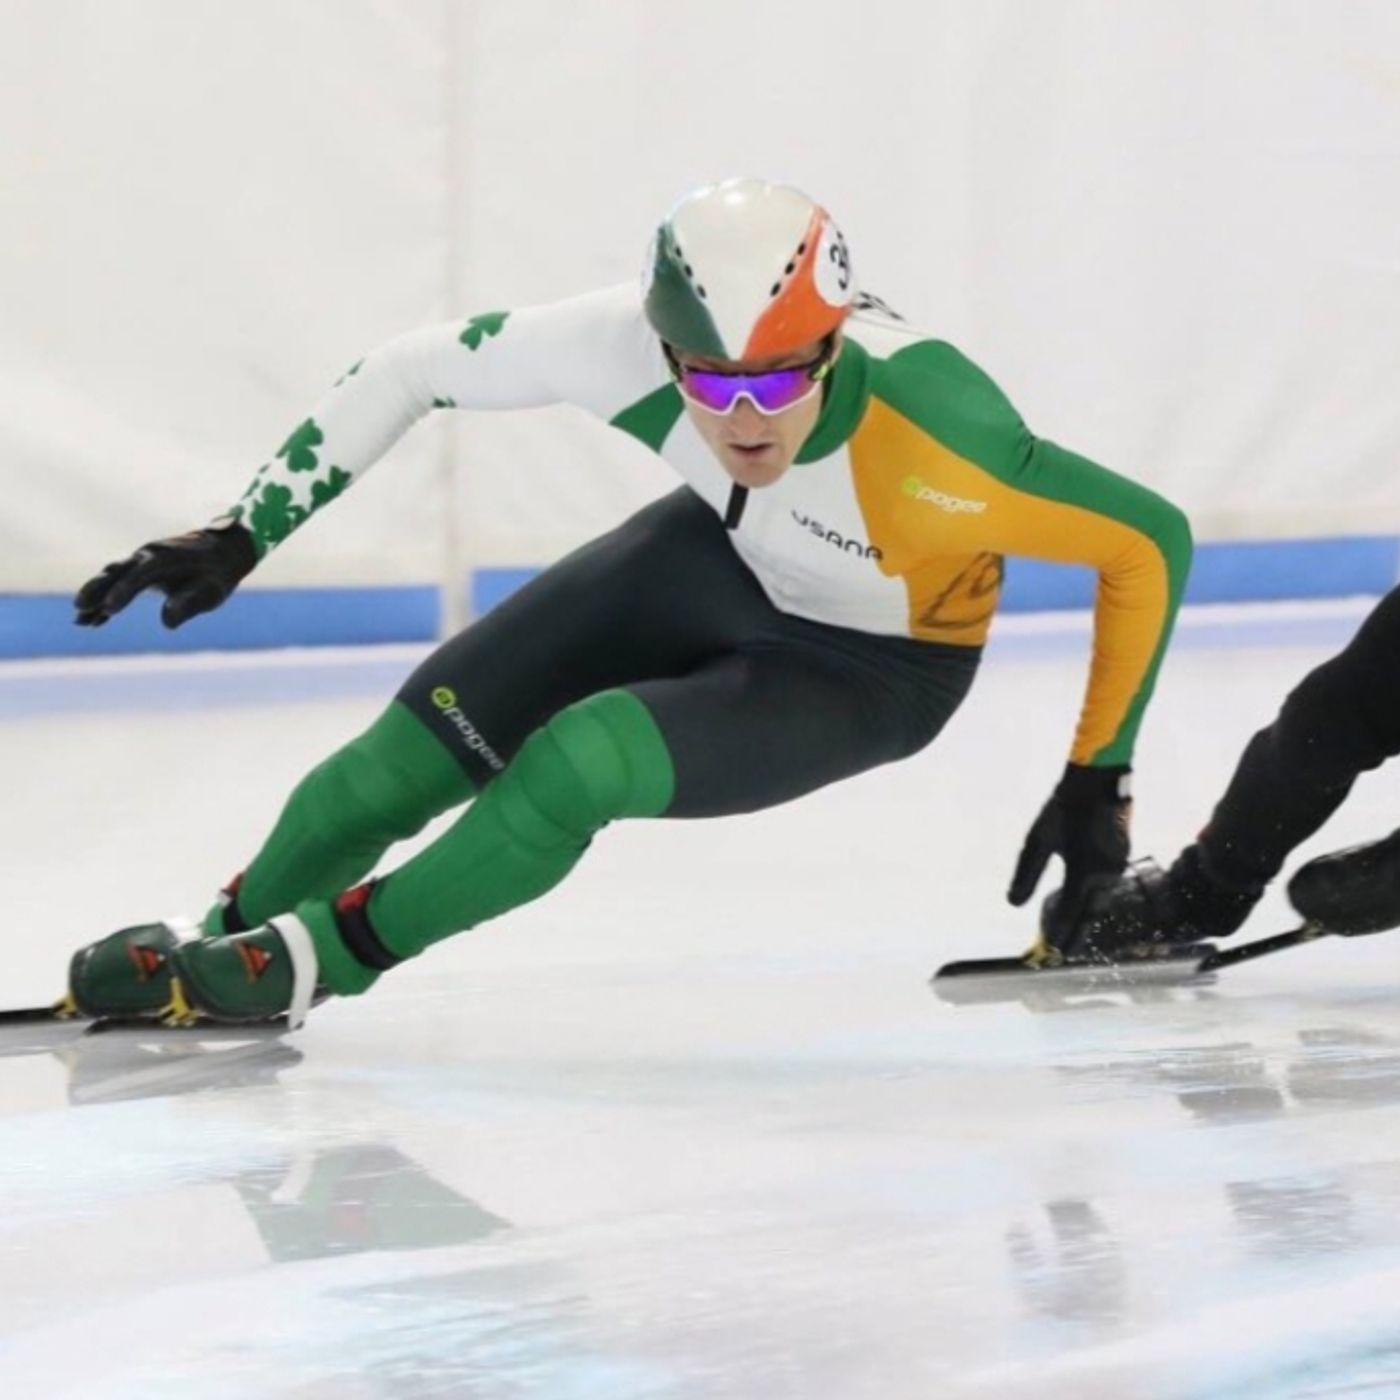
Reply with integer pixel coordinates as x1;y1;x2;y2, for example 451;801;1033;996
1042;850;1262;964
2;916;322;1034
163;917;324;1029
930;858;1233;1005
65;919;203;1020
1288;828;1400;936
931;842;1395;1006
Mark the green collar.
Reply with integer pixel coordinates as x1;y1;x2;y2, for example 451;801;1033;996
795;338;871;464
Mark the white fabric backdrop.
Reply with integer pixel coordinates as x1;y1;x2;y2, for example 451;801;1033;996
3;0;1398;591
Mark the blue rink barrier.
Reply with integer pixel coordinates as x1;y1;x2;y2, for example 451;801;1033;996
2;537;1396;659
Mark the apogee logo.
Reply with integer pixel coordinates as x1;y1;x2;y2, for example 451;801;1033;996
791;511;882;561
430;687;506;772
901;476;987;514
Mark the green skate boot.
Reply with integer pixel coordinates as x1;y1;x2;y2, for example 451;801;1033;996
66;919;202;1020
166;915;324;1029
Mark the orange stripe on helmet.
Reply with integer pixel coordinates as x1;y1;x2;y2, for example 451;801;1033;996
744;208;851;359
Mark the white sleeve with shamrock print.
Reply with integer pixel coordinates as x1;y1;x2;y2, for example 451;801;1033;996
226;284;664;557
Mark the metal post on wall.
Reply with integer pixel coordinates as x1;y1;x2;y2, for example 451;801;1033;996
437;0;473;641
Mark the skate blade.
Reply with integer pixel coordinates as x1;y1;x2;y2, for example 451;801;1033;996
0;993;84;1025
86;1017;291;1038
147;977;290;1034
0;995;149;1057
930;942;1218;1007
1;990;288;1039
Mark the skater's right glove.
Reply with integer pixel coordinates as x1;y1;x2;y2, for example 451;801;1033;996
74;520;257;629
1009;762;1133;944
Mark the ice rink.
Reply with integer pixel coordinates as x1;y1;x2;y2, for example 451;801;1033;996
3;600;1399;1399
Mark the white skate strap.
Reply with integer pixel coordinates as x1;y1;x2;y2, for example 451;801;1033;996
268;915;319;1032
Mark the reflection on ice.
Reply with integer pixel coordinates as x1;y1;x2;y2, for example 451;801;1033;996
1006;1200;1127;1328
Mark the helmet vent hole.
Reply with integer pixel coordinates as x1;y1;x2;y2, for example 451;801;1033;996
697;285;707;299
785;261;796;274
769;282;781;297
797;242;807;255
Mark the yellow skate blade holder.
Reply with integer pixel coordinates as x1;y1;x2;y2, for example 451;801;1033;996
158;977;202;1029
51;992;82;1020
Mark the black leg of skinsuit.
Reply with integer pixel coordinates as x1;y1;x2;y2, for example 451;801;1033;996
399;486;980;816
634;631;976;815
1192;585;1400;890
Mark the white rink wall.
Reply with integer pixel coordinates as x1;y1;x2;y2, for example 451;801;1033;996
3;0;1400;596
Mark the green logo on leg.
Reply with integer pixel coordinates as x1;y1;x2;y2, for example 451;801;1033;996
426;686;505;771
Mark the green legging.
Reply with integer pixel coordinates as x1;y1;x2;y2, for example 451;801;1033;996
210;702;474;927
207;692;674;995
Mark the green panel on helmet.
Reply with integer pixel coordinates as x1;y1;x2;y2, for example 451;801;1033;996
644;226;728;357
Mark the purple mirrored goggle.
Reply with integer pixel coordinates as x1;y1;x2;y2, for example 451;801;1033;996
669;344;834;416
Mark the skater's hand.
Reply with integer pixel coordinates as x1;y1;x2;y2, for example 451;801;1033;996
1008;763;1132;938
74;521;257;629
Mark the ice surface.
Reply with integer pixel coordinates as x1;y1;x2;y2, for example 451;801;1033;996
3;601;1399;1399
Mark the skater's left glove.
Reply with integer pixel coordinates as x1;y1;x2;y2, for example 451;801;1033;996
74;520;256;630
1008;763;1132;939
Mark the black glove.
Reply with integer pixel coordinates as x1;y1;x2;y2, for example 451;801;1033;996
1008;763;1132;938
74;521;257;630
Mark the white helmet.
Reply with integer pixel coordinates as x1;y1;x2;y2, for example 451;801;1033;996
643;178;855;360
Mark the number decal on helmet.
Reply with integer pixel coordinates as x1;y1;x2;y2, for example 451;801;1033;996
814;219;854;308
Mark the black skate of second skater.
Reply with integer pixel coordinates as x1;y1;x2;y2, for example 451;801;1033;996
932;830;1400;1004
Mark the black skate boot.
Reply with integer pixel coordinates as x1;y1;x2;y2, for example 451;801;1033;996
1288;828;1400;936
1044;847;1262;963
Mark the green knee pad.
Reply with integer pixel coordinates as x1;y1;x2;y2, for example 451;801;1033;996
367;689;675;958
496;689;677;847
305;703;473;844
212;701;474;931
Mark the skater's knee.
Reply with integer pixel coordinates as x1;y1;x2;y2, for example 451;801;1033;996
305;706;472;842
318;746;422;843
505;691;675;843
